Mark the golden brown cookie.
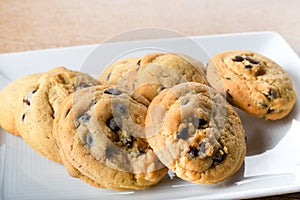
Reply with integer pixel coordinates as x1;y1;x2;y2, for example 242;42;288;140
206;50;296;120
53;85;167;190
98;52;208;101
0;73;42;136
17;67;99;163
145;82;246;184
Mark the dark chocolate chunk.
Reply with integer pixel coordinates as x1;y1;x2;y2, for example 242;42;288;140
23;99;30;106
79;84;91;89
177;127;189;140
106;72;112;81
104;88;122;95
137;59;141;66
21;113;25;121
199;142;207;154
65;109;71;117
85;133;94;146
106;117;121;132
267;109;275;114
78;113;91;123
261;103;268;109
245;64;253;69
225;77;231;80
105;147;115;158
212;148;226;164
245;56;259;64
197;118;208;129
188;147;199;159
32;89;37;94
265;89;278;100
232;56;244;62
114;104;128;115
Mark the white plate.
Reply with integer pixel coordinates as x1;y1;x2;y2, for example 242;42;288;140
1;31;300;200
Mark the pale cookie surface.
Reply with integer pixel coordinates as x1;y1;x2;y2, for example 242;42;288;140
98;57;140;85
54;85;167;190
99;53;207;101
17;67;99;163
0;73;42;136
206;50;296;120
145;82;246;184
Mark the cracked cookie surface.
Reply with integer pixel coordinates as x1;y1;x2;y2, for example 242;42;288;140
206;50;296;120
53;85;167;190
17;67;99;163
145;82;246;184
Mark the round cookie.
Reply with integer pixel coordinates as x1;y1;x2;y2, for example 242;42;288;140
98;57;140;85
98;52;208;101
17;67;99;163
145;82;246;184
53;85;167;190
0;73;42;136
206;50;296;120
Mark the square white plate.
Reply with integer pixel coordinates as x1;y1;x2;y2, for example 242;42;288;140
1;31;300;200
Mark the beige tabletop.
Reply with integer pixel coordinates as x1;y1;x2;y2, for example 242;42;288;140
1;0;300;199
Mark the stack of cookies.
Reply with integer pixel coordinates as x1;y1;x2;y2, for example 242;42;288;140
0;51;296;190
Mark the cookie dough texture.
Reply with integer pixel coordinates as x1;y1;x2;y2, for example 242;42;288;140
0;73;42;136
145;82;246;184
54;85;167;190
17;67;99;163
98;52;207;101
206;50;296;120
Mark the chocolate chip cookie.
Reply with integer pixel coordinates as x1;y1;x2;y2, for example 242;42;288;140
98;52;207;101
53;85;167;190
206;50;296;120
0;73;42;136
17;67;99;163
145;82;246;184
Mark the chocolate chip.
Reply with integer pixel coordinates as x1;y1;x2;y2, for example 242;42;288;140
137;59;141;66
245;56;259;64
225;77;231;80
32;89;37;94
188;147;199;159
265;89;278;100
104;88;122;95
78;84;91;89
267;109;275;114
177;127;189;140
121;135;133;148
105;147;115;158
106;72;112;81
245;64;253;69
197;118;208;129
199;142;207;154
85;133;94;146
65;109;71;117
232;56;244;62
261;103;268;109
114;104;127;115
23;99;30;106
21;113;25;121
106;117;121;132
212;148;226;164
78;113;91;123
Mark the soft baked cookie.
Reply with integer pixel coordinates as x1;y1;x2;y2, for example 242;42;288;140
98;57;140;85
206;50;296;120
145;82;246;184
98;52;207;101
17;67;99;163
53;85;167;190
0;73;42;136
